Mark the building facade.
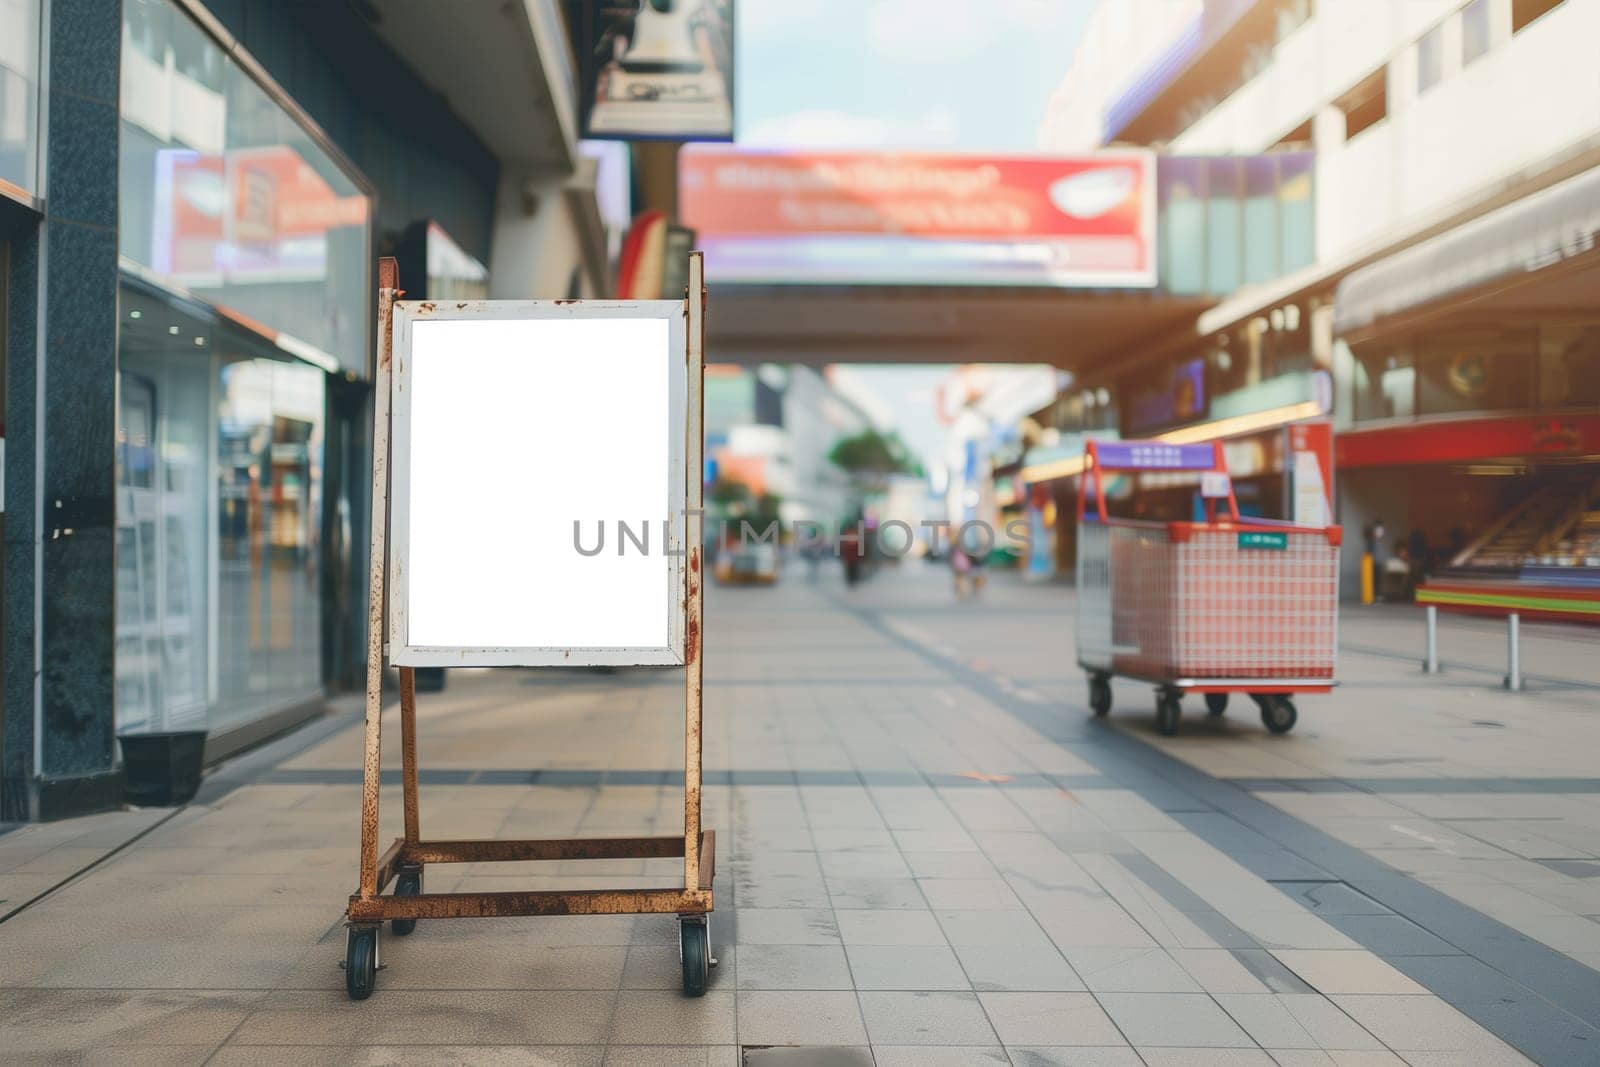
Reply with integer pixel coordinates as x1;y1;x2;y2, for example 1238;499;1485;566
2;0;607;821
1032;0;1600;595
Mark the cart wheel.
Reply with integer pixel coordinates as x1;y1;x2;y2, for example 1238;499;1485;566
680;918;710;998
1156;693;1181;736
1204;692;1228;716
345;924;379;1001
391;867;422;937
1089;676;1112;717
1260;696;1298;734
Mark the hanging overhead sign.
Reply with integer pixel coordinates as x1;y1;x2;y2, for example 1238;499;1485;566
388;301;690;666
579;0;736;141
679;146;1157;287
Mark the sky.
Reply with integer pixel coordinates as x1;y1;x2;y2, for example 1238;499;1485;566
736;0;1097;151
735;1;1098;471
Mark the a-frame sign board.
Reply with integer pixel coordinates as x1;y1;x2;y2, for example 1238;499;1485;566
341;254;714;1001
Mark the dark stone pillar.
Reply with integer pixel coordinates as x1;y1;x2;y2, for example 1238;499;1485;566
14;0;124;820
1;209;40;822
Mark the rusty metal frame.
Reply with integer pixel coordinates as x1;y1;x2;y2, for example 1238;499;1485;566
347;254;715;925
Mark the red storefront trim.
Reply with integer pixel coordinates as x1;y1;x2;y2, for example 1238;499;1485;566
1336;414;1600;468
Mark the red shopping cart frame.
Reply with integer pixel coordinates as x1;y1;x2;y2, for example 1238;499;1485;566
1075;438;1340;696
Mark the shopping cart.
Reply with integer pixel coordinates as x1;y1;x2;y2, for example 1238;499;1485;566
1075;439;1340;736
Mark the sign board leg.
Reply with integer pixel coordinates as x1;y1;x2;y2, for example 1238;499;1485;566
358;258;399;900
683;251;706;896
400;667;421;844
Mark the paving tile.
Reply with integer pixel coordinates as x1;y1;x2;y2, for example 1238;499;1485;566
825;877;927;910
1230;950;1317;994
1320;914;1457;955
1064;947;1204;993
378;943;629;990
892;829;979;852
735;944;852;990
227;991;615;1046
732;908;840;945
1029;899;1159;950
0;989;261;1051
935;909;1055;948
916;877;1024;910
1234;913;1361;951
1262;1053;1338;1066
955;944;1085;991
1169;950;1271;994
902;852;999;879
871;1046;1008;1066
57;1048;229;1067
741;1048;871;1067
857;990;998;1045
604;1048;738;1067
818;851;909;879
834;908;946;946
1137;1051;1277;1066
1330;994;1528;1055
1213;994;1322;1049
211;1048;604;1066
735;875;831;909
1269;950;1428;995
1095;992;1254;1048
622;945;696;990
735;990;867;1046
1272;995;1385;1051
845;944;969;989
608;990;734;1045
1005;1049;1144;1067
1272;882;1394;916
977;991;1125;1046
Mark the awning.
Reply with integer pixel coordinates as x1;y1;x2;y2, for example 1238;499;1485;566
1335;166;1600;337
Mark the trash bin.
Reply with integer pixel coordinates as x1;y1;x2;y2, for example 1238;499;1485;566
118;730;207;806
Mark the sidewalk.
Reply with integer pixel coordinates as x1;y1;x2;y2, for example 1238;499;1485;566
0;564;1594;1064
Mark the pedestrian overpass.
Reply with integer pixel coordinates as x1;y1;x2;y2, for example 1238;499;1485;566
678;147;1313;371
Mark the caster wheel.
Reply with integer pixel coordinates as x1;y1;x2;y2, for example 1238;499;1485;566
680;918;710;998
1089;676;1112;717
1261;696;1298;734
1156;694;1181;737
391;867;422;936
345;925;379;1000
1205;692;1228;716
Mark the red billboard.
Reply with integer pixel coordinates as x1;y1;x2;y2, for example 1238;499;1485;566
679;146;1156;287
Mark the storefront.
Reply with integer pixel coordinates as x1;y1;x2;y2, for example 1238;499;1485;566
2;0;588;821
1333;165;1600;593
114;0;374;757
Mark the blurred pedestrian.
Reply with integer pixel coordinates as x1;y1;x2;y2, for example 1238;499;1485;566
840;517;864;586
951;542;987;599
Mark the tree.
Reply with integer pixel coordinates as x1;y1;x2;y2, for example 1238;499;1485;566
828;429;922;480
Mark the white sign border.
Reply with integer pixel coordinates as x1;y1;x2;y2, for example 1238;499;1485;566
387;299;689;667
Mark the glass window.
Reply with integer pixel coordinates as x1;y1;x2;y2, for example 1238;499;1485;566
1205;159;1243;296
116;290;214;736
1462;0;1492;65
1415;329;1535;416
0;0;42;196
214;355;324;732
1159;158;1208;295
1416;25;1444;94
116;281;327;739
1352;347;1415;421
1539;324;1600;408
119;0;371;375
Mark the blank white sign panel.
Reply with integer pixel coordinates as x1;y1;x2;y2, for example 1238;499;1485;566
391;306;687;666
